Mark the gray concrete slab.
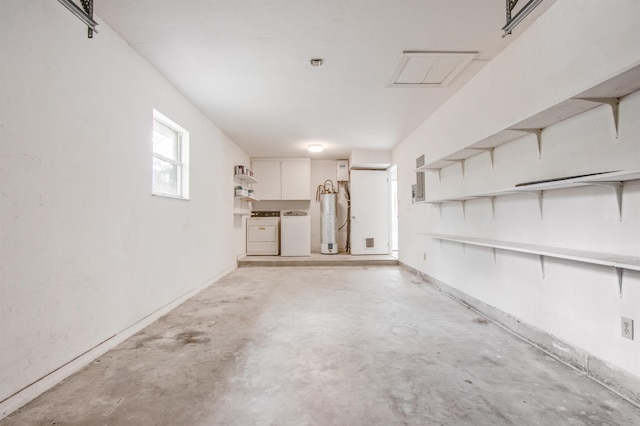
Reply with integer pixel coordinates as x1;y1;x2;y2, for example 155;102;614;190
3;266;640;425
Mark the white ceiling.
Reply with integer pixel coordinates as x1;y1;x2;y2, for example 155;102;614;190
95;0;554;160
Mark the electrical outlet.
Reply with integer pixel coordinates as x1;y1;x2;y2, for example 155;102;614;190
622;317;634;340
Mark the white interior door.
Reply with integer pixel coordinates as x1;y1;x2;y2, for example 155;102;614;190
350;169;390;255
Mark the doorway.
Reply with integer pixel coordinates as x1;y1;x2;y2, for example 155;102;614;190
350;169;390;255
389;165;398;257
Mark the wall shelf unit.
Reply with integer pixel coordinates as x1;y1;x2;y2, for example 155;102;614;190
234;168;258;216
426;233;640;298
419;169;640;221
416;64;640;176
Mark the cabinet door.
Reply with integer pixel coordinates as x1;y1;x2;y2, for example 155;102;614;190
281;159;311;200
252;160;281;200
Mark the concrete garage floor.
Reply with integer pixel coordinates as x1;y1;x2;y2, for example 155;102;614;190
3;266;640;425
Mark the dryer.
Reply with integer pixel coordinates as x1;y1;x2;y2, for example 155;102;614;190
246;211;280;255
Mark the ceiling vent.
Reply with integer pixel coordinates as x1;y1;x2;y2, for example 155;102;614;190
389;51;477;88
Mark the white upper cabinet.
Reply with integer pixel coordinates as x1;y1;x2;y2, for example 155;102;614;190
251;159;282;200
251;158;311;200
281;159;311;200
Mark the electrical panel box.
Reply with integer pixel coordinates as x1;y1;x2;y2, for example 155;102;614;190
413;155;425;203
415;171;425;202
337;159;349;181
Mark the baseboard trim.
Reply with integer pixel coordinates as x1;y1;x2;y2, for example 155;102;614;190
0;263;237;419
400;262;640;408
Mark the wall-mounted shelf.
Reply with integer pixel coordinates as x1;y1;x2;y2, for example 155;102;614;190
234;167;258;216
235;195;260;202
420;169;640;221
427;233;640;298
416;64;640;174
234;173;258;184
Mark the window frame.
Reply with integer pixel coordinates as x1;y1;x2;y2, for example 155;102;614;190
152;109;190;200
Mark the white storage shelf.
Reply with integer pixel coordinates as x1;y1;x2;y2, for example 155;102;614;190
234;173;258;184
234;170;258;216
426;233;640;297
416;64;640;173
419;169;640;221
415;66;640;301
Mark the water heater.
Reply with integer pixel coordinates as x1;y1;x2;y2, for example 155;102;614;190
320;193;339;254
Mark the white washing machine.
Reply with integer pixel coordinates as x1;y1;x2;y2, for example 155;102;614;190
280;210;310;257
246;211;280;255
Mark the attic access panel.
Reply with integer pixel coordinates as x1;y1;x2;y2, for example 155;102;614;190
389;52;477;88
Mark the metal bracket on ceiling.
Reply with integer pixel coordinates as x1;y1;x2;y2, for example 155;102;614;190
57;0;98;38
502;0;543;37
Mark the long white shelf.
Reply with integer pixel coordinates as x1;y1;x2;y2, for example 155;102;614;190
514;169;640;189
427;233;640;271
416;64;640;172
421;169;640;221
426;233;640;297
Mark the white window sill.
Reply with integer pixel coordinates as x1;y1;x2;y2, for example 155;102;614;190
152;192;190;201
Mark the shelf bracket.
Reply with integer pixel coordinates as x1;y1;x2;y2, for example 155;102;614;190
592;181;623;221
492;247;497;264
469;148;495;171
535;190;543;220
616;267;623;298
458;160;466;179
480;148;495;171
488;148;495;172
539;255;546;279
426;168;441;183
490;196;496;220
461;200;467;220
512;129;543;158
575;97;620;138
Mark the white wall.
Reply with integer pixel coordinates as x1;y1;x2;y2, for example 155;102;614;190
0;0;249;408
394;0;640;380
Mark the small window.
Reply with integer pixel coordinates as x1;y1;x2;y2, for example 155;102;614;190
152;110;189;199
